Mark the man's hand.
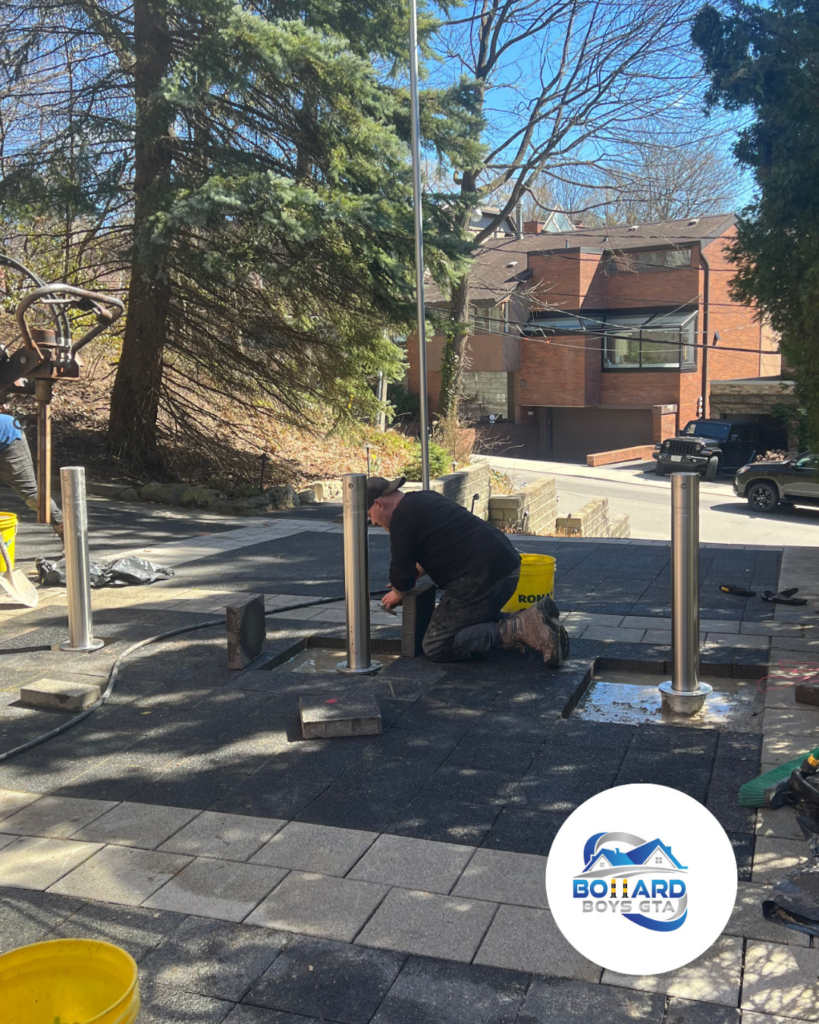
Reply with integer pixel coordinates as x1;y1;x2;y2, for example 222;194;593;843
382;589;404;611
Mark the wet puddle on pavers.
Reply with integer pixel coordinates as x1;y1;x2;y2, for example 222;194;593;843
573;669;764;732
275;647;400;674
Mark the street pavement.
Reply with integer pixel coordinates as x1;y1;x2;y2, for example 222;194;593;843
484;454;819;547
0;493;817;1021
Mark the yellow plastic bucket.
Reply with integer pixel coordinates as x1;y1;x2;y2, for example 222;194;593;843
0;939;140;1024
503;553;556;613
0;511;16;571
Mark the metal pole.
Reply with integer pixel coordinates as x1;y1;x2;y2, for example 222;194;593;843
377;371;387;432
337;473;381;675
35;379;52;524
659;472;710;714
59;466;103;652
409;0;431;490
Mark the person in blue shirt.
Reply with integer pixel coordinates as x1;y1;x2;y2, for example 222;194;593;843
0;413;63;538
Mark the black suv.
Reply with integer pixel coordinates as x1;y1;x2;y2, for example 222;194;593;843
653;420;764;480
734;454;819;512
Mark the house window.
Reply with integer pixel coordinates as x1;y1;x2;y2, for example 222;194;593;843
604;317;697;371
470;304;505;335
655;855;663;864
608;248;692;273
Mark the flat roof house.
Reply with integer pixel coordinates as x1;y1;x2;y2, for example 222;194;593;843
406;214;780;461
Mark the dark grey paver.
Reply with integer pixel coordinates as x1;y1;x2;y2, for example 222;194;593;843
370;956;528;1024
516;977;664;1023
388;795;501;846
482;808;567;857
244;934;405;1024
548;720;634;752
445;737;539;774
140;917;288;1002
727;830;754;881
48;900;186;962
0;886;83;953
224;1007;325;1024
135;980;235;1023
665;996;740;1024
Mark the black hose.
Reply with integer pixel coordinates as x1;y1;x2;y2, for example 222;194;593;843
0;590;390;764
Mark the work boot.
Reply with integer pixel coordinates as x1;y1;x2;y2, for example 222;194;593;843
535;596;570;660
499;605;566;668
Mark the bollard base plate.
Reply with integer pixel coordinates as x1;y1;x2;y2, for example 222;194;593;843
336;660;382;676
59;637;105;653
658;680;713;716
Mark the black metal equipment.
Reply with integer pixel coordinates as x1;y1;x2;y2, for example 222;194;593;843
0;255;124;522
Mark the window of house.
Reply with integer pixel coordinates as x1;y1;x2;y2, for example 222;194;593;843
608;248;692;272
470;304;505;334
603;313;697;370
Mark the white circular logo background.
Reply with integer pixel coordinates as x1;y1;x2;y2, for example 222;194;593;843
545;783;737;976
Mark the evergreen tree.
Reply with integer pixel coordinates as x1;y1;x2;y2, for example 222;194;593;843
693;1;819;447
0;0;481;470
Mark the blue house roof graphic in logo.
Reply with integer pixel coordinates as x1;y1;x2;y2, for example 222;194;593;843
578;832;687;879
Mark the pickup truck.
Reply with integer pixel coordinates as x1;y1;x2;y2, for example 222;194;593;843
653;420;765;480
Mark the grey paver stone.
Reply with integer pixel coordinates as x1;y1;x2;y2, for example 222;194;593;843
602;935;743;1007
299;693;382;739
159;810;286;861
140;915;287;1002
0;788;41;818
47;902;186;962
72;801;200;849
145;857;288;921
251;822;377;876
0;836;102;889
0;888;84;953
355;887;497;963
0;795;118;838
0;834;18;851
664;997;739;1024
725;881;809;946
763;707;819;741
742;941;819;1020
762;733;817;766
474;904;600;981
583;626;645;643
224;1008;325;1023
135;980;234;1023
451;848;549;909
755;808;805;841
49;844;192;905
20;677;101;711
516;977;665;1023
246;870;388;942
348;834;474;894
753;836;810;883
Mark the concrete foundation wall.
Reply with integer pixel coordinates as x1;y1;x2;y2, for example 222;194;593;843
488;477;558;535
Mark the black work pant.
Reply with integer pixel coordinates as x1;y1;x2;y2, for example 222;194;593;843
0;436;63;524
421;567;520;662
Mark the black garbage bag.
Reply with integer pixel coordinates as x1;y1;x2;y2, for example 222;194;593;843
763;867;819;938
35;555;173;588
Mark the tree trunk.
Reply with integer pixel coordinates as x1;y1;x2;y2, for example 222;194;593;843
108;0;172;472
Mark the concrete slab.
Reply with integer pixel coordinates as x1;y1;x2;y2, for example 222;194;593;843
755;808;805;841
764;707;819;740
753;836;810;883
725;881;809;946
516;977;664;1024
47;901;186;962
72;801;200;849
474;904;600;981
246;870;388;942
0;795;118;838
19;677;101;711
762;733;817;766
0;836;102;889
144;857;288;921
250;822;377;876
742;941;819;1020
299;693;382;739
452;848;549;910
0;788;41;818
582;626;646;643
357;887;496;963
49;845;192;906
348;835;474;895
158;810;286;861
601;935;743;1007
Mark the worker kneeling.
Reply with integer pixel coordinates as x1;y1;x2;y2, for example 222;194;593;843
367;477;569;666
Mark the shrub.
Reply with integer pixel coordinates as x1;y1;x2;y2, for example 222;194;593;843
399;441;452;481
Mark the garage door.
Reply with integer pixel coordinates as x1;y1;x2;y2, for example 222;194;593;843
549;407;654;461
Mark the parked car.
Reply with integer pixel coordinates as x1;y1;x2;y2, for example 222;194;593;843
733;453;819;512
654;420;765;479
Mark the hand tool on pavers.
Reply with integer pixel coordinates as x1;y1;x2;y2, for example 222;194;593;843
0;529;38;607
762;588;809;605
0;253;124;524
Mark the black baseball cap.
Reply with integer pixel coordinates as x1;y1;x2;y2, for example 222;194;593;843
366;476;406;510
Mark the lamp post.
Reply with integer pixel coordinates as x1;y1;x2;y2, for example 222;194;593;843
409;0;431;489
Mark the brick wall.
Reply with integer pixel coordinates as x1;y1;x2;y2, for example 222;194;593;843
488;477;558;535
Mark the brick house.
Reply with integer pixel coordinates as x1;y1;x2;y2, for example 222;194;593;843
407;214;780;461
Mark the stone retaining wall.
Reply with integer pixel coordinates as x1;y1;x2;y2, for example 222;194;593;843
555;498;631;538
404;461;491;519
488;477;557;535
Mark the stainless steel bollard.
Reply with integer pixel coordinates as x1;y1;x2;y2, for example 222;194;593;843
337;473;381;675
59;466;104;652
659;472;711;714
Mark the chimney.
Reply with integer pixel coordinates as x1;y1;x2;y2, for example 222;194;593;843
524;220;544;235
